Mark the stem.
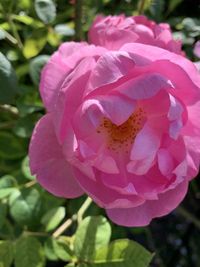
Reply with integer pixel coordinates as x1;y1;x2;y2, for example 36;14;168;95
52;197;92;238
52;216;76;238
77;197;92;224
23;180;37;188
4;30;18;45
75;0;83;41
7;15;23;49
24;231;49;237
138;0;147;14
177;206;200;230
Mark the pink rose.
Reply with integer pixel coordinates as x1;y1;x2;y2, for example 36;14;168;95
89;15;183;54
194;40;200;58
193;41;200;72
29;41;200;226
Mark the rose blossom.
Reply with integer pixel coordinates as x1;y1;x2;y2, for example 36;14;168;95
194;40;200;58
193;41;200;72
89;15;183;54
29;41;200;226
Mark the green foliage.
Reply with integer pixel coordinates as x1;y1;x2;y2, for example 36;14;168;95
35;0;56;24
10;188;42;226
93;239;153;267
168;0;183;13
0;52;18;104
21;156;36;180
29;55;50;85
73;218;153;266
74;216;112;261
52;236;74;261
0;132;26;159
0;175;17;199
0;203;7;228
23;28;48;58
41;206;66;231
44;237;59;261
15;236;45;267
0;241;14;267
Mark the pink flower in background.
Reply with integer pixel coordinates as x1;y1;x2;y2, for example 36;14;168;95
29;40;200;226
89;15;183;54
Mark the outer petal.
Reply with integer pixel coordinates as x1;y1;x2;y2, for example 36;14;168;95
194;41;200;58
106;180;188;226
121;43;200;104
73;168;145;209
40;42;106;111
54;56;98;143
40;42;87;111
29;114;84;198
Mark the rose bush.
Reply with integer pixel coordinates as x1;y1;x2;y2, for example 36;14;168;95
29;37;200;226
89;15;183;54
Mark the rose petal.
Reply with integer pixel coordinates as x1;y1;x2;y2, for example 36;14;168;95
40;42;87;111
106;181;188;226
29;114;83;198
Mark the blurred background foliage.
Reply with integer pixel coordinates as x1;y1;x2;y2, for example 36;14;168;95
0;0;200;266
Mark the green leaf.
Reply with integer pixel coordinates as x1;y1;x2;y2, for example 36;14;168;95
47;31;60;46
29;55;49;85
16;101;43;116
23;28;48;59
41;206;65;231
91;239;153;267
149;0;165;20
53;236;74;261
0;52;18;104
0;241;14;267
15;236;45;267
137;0;152;13
0;203;7;228
35;0;56;24
0;175;17;188
78;239;153;267
182;18;198;31
0;132;26;159
74;216;111;261
0;175;17;199
12;14;43;28
44;237;58;261
0;29;6;40
168;0;183;12
0;188;17;199
0;220;14;240
13;114;40;138
54;24;75;36
10;188;42;226
21;156;36;180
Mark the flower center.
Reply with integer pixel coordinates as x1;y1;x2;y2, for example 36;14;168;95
97;108;146;152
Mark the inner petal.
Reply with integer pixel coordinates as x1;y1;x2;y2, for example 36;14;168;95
96;107;146;153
